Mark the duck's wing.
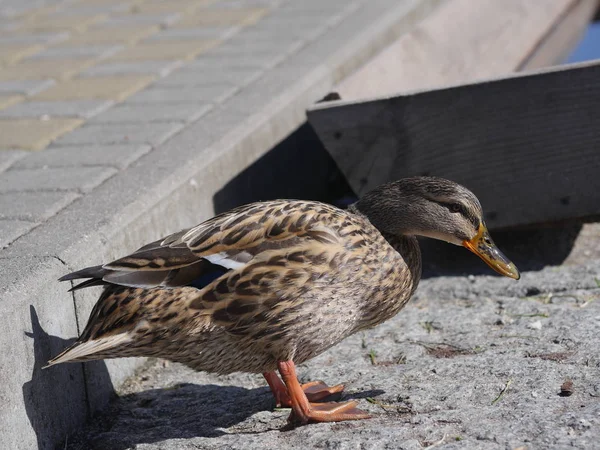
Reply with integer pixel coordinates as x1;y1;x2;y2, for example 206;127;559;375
59;199;353;291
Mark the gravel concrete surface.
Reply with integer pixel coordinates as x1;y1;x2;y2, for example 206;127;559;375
61;223;600;450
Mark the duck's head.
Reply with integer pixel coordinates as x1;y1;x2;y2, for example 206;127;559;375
354;176;520;280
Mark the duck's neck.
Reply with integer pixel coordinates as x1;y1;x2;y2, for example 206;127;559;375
348;203;422;288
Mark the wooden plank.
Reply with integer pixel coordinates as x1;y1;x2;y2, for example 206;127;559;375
307;61;600;229
336;0;593;101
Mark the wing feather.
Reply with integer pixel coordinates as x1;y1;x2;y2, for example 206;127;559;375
59;200;348;291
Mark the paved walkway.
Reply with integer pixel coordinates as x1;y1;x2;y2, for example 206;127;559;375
0;0;291;246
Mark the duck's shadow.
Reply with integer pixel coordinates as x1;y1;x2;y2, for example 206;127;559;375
68;383;270;449
67;382;384;448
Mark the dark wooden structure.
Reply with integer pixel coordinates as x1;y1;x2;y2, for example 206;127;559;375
308;61;600;229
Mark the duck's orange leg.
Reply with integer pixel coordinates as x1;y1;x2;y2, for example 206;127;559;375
276;360;371;424
263;371;344;408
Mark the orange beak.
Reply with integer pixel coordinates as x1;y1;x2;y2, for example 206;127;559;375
463;223;520;280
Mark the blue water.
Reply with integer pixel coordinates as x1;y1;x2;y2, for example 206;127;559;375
564;21;600;63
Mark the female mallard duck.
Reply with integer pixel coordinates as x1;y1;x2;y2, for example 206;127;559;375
47;176;519;424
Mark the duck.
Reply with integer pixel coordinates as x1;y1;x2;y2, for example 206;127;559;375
47;176;519;424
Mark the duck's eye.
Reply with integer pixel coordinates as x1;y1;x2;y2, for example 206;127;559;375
450;203;462;213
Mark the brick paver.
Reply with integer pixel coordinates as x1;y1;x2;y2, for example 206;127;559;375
81;60;182;77
0;99;113;118
0;191;79;220
0;57;96;80
175;7;268;27
0;79;54;95
17;14;107;33
55;25;159;45
50;121;183;146
0;117;83;150
0;219;36;247
13;143;152;169
0;94;22;109
0;42;43;64
32;75;155;101
108;39;220;61
0;165;116;192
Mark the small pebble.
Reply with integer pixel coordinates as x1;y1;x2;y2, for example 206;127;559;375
468;274;476;283
531;391;538;398
560;379;574;397
527;320;542;330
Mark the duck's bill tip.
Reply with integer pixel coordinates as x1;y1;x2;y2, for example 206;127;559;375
463;224;520;280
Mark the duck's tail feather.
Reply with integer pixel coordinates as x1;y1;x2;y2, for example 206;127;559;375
43;332;132;368
59;265;107;282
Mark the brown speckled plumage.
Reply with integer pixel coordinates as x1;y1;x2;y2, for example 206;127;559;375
48;177;519;424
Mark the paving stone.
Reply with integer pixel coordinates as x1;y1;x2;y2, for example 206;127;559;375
189;47;286;69
53;2;130;15
119;0;214;15
187;52;269;69
0;191;79;220
100;13;180;27
216;0;283;6
144;26;238;41
0;22;19;32
174;7;268;27
16;14;107;32
0;149;27;171
55;25;159;45
0;1;48;19
0;95;23;110
0;118;83;150
15;143;152;169
0;219;36;248
80;60;182;77
0;166;117;192
0;31;69;45
92;103;212;124
108;39;220;61
125;85;238;105
51;122;184;146
0;79;55;95
216;35;300;56
228;26;304;44
0;43;44;64
71;0;132;6
0;100;113;119
153;66;262;88
26;44;122;60
0;58;96;80
31;75;155;101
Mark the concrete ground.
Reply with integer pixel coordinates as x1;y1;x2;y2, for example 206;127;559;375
63;223;600;450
